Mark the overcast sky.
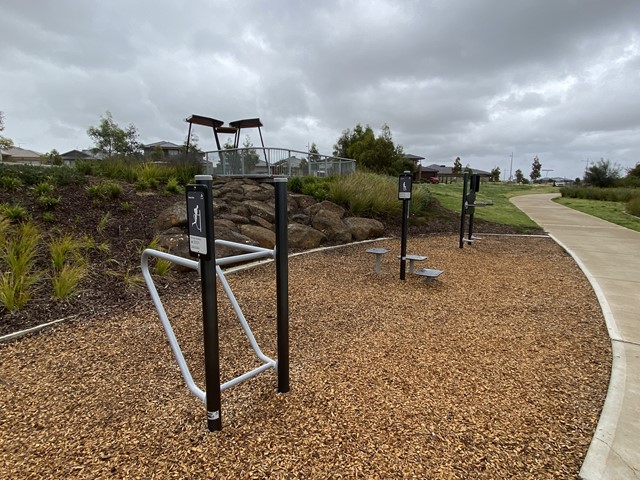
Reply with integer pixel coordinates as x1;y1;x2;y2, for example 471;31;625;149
2;0;639;179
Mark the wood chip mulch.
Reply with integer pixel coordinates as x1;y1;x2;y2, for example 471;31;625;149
0;235;611;479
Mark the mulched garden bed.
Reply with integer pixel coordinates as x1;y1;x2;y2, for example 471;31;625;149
0;235;610;479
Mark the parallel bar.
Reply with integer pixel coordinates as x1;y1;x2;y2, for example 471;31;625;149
214;239;273;254
459;172;469;248
141;250;205;402
220;362;276;392
215;250;274;266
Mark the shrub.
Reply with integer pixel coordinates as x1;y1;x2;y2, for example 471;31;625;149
32;181;54;196
0;222;41;311
164;176;181;194
51;264;86;300
0;203;29;222
36;195;61;210
627;196;640;217
75;161;95;175
0;176;23;191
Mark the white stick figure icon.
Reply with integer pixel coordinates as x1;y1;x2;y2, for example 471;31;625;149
192;204;202;232
402;180;407;191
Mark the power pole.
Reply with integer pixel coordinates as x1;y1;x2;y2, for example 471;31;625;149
509;152;513;182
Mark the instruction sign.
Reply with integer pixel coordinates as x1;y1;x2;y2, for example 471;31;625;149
398;173;413;200
186;184;211;259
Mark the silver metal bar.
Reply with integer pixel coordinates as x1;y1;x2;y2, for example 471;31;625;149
141;249;205;403
220;362;276;392
215;250;274;266
215;265;275;366
215;239;273;254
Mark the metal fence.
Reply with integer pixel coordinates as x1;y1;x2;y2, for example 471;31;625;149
204;147;356;177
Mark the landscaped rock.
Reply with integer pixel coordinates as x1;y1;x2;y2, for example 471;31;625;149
239;224;276;248
153;177;387;259
153;202;188;232
311;209;352;243
307;200;346;218
288;223;327;249
343;217;385;241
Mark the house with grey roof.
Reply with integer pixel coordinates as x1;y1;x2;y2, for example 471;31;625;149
0;146;42;165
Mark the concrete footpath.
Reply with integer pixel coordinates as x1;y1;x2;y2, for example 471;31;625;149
511;193;640;480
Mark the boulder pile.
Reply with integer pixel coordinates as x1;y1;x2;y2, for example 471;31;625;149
153;177;385;259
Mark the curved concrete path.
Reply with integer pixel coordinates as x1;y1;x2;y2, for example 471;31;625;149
511;193;640;480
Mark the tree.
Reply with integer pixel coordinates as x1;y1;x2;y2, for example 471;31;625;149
333;123;408;176
0;111;14;150
626;162;640;178
40;149;63;166
584;158;621;187
515;169;525;183
452;157;462;175
87;111;142;158
530;155;542;183
490;166;501;182
220;136;259;174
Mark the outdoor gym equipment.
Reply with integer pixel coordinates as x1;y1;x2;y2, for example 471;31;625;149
142;175;289;432
459;172;493;248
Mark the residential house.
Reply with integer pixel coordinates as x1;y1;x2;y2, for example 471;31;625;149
0;146;42;165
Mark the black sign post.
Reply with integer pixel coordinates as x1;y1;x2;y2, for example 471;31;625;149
186;175;221;431
398;171;412;280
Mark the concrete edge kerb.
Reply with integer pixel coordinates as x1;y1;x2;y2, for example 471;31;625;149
546;233;626;480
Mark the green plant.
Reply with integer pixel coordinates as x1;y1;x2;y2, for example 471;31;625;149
51;264;86;300
154;258;173;276
0;222;41;311
36;195;61;210
626;196;640;217
49;235;86;270
123;268;145;290
32;181;54;196
0;203;29;222
120;201;133;212
0;176;23;191
42;212;56;222
85;181;122;201
96;212;112;234
164;176;181;194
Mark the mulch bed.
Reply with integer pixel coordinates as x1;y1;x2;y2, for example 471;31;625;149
0;235;611;479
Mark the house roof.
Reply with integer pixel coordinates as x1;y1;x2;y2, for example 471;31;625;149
143;141;181;149
61;149;95;159
404;153;425;162
0;146;42;159
425;163;491;176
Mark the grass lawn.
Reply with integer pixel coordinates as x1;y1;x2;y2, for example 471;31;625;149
554;197;640;232
428;182;557;232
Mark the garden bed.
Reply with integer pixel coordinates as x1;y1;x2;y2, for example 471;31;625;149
0;235;610;479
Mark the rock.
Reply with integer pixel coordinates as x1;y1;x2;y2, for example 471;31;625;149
307;200;346;218
343;217;385;241
311;209;352;243
239;225;276;248
244;200;275;223
291;213;310;225
219;213;250;225
214;226;258;258
290;194;317;210
154;202;187;232
250;215;273;230
215;218;237;230
288;223;327;249
155;232;191;271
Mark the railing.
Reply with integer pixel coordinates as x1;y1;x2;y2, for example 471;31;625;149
203;147;356;177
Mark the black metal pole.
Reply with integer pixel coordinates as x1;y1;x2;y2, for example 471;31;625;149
468;175;477;243
196;175;222;432
273;178;289;393
400;198;409;280
459;172;468;248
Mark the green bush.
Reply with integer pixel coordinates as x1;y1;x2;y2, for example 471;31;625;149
32;181;54;196
37;195;61;210
0;176;23;191
627;196;640;217
0;203;29;222
86;181;122;201
560;186;640;202
0;222;41;311
164;176;181;194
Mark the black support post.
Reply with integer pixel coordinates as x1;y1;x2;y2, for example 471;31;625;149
273;178;289;393
195;175;222;432
400;198;409;280
459;172;468;248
